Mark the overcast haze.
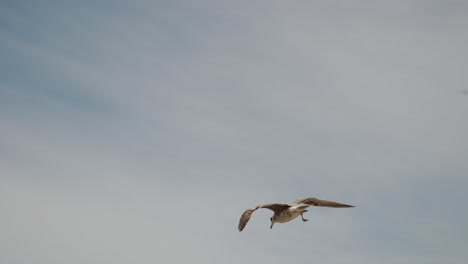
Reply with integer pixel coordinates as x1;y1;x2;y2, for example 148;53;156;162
1;1;468;263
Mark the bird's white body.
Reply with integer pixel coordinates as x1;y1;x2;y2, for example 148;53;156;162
273;204;309;223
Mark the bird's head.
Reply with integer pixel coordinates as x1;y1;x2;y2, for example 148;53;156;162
270;216;275;229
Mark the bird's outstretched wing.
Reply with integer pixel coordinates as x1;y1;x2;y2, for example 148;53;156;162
292;197;355;208
238;203;290;231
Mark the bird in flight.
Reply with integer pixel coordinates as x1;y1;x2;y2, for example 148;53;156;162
238;197;355;231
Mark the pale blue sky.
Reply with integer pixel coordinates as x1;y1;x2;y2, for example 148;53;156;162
1;1;468;263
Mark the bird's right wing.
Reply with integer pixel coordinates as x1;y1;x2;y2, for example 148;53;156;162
292;197;355;208
238;203;290;232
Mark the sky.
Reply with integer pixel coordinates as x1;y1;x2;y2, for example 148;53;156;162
1;1;468;263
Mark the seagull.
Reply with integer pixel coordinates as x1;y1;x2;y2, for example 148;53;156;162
238;197;355;231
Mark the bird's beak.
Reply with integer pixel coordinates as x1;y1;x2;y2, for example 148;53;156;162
270;222;273;229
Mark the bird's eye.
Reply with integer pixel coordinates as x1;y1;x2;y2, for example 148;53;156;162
270;217;272;221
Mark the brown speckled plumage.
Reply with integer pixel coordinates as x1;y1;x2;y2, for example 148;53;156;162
238;197;354;232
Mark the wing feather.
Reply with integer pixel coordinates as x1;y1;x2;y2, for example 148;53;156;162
292;197;355;208
238;203;290;231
